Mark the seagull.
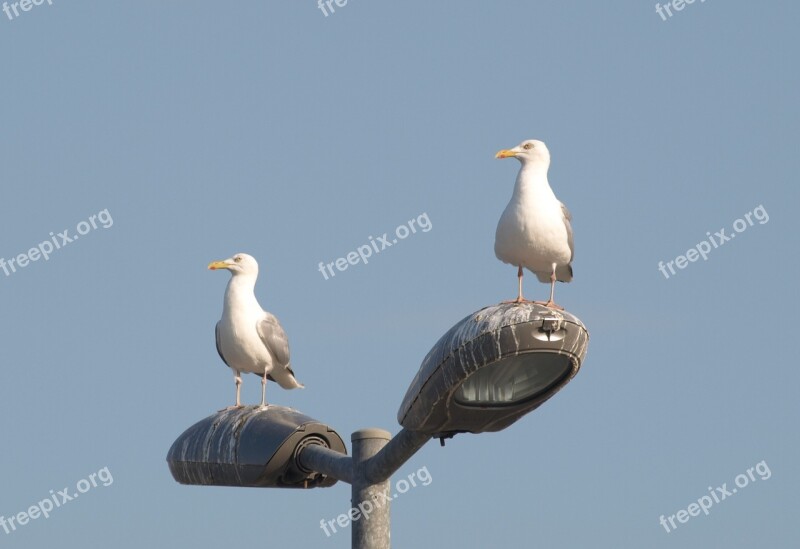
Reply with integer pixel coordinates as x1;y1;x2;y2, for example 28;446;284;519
208;253;303;408
494;139;574;309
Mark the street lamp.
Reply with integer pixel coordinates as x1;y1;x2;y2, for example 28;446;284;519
167;406;346;489
167;302;589;549
398;302;589;443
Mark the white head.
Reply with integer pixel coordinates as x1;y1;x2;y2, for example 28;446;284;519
495;139;550;166
208;252;259;278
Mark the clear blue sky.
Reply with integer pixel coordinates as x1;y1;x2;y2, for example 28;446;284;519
2;1;798;547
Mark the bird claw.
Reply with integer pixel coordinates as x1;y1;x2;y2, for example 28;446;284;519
218;405;243;412
500;297;532;305
534;300;564;310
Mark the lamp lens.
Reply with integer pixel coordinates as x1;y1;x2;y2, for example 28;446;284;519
455;353;572;407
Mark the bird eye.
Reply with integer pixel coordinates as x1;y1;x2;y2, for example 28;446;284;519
523;143;533;150
234;256;242;262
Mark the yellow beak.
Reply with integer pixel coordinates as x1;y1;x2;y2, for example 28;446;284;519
208;260;230;271
495;149;517;159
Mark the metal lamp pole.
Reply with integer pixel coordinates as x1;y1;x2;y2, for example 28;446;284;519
299;428;431;549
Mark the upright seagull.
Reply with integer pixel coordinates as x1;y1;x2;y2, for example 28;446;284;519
208;253;303;408
494;139;574;309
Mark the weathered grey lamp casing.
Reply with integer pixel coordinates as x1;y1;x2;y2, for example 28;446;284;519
167;405;346;489
398;303;589;439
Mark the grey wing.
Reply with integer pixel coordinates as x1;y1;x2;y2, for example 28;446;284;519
215;322;231;368
256;312;292;371
561;201;574;264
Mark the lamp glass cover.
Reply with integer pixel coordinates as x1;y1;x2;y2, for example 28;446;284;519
455;353;572;407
